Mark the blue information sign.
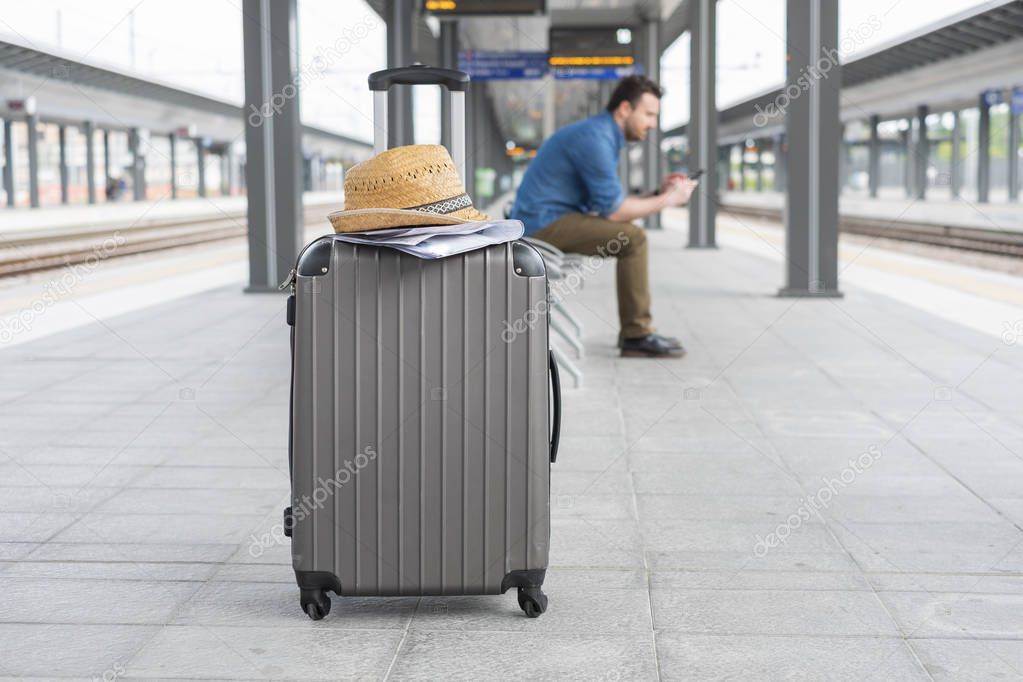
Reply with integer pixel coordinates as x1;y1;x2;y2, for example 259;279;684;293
1012;88;1023;115
982;88;1004;107
551;64;644;80
458;50;548;80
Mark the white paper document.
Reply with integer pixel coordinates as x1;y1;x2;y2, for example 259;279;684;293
332;220;524;259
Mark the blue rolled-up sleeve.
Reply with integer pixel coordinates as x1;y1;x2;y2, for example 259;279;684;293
565;136;625;217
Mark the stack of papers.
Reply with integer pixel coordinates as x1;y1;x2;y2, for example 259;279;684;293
332;220;524;259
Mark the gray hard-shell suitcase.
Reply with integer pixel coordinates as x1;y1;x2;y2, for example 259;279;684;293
282;66;562;620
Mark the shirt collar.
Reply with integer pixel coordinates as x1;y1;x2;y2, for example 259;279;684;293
599;111;625;152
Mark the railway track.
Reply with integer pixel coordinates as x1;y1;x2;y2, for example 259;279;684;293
0;204;337;278
719;203;1023;258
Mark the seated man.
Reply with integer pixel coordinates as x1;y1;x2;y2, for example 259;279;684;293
511;75;697;358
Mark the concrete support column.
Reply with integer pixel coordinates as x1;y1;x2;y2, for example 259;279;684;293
58;125;69;204
102;130;111;191
385;0;415;147
687;0;717;248
439;20;458;151
27;113;39;208
169;132;178;199
755;142;764;191
901;127;912;198
1009;104;1019;202
83;121;96;204
2;119;13;207
780;0;841;297
867;114;880;198
643;17;662;229
129;127;146;201
915;105;928;200
978;93;990;203
724;145;732;193
738;144;746;190
950;110;961;198
242;0;304;291
196;140;207;197
774;134;787;192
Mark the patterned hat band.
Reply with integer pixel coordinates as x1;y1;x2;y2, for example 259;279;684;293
407;193;472;216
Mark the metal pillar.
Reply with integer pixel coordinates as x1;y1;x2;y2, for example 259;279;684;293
643;18;662;229
129;127;145;200
901;127;912;198
755;143;764;191
242;0;304;291
102;130;111;191
716;145;727;192
2;119;13;207
774;134;787;192
169;132;177;199
738;145;746;190
1009;105;1019;202
439;20;458;151
978;93;990;203
780;0;841;297
915;105;928;199
950;111;961;198
196;139;206;197
687;0;717;247
27;113;39;208
868;114;880;198
58;125;69;204
385;0;415;147
83;121;96;204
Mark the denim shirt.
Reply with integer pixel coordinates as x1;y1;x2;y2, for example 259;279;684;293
511;112;626;235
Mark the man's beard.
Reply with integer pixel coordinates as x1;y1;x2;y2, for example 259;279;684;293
624;122;646;142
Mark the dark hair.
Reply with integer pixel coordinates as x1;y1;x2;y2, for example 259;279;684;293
605;75;664;112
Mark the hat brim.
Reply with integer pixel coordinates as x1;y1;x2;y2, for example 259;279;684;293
328;206;491;233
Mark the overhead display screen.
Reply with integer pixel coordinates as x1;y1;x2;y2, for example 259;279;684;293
548;26;635;66
423;0;545;15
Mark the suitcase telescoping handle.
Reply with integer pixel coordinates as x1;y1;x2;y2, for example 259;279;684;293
368;65;470;182
549;351;562;463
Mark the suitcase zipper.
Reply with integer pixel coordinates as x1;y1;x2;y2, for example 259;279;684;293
278;268;297;291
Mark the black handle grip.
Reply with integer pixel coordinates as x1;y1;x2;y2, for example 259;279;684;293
368;65;470;92
549;350;562;463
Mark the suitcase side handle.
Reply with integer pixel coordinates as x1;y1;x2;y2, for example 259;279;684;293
549;350;562;464
368;65;469;91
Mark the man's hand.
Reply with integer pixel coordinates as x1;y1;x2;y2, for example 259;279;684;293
662;176;698;207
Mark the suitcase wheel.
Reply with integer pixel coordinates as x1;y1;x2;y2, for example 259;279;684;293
516;586;548;618
300;588;331;621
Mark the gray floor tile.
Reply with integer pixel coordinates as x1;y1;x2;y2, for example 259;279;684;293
0;578;200;624
910;638;1023;681
411;583;651;634
126;625;402;680
650;587;899;636
0;624;159;678
51;512;265;545
655;633;928;681
95;488;287;516
1;561;215;582
171;581;416;629
388;630;658;680
879;590;1023;639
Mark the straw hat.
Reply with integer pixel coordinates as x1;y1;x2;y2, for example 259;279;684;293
328;144;489;233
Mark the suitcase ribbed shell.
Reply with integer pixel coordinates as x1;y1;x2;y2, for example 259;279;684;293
290;239;550;596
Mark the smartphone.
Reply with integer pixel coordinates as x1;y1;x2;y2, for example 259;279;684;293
665;170;704;182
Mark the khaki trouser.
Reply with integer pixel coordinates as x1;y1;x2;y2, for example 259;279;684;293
533;213;652;339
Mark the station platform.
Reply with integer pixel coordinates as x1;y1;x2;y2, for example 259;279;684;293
1;191;342;239
2;209;1023;679
720;190;1023;234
